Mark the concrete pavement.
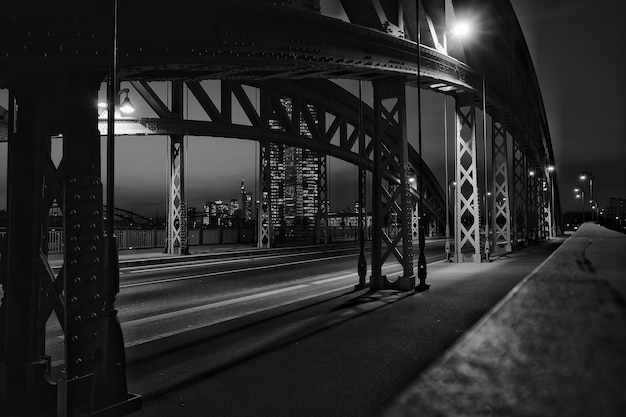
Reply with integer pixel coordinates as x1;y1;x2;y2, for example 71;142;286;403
384;223;626;417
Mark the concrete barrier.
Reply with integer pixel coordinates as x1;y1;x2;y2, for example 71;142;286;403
384;223;626;417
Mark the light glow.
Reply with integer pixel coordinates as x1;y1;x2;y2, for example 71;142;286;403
451;21;472;39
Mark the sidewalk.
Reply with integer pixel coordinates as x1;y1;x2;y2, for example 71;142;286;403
384;223;626;416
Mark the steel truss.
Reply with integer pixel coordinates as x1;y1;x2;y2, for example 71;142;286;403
543;168;554;238
119;79;445;248
454;93;481;263
491;113;512;253
370;78;415;291
512;141;528;247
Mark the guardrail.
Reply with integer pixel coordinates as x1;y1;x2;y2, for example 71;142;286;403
0;226;374;254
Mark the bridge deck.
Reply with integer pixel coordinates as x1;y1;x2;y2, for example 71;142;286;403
104;237;563;416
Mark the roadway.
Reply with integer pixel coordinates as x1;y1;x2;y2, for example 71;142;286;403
45;240;448;375
37;238;563;416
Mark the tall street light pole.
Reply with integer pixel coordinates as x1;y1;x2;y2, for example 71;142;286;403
90;0;140;412
580;171;594;221
415;2;429;292
482;75;490;261
575;188;585;224
444;96;451;261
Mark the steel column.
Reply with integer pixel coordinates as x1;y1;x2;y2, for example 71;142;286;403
527;161;540;242
58;77;111;416
0;82;56;414
258;84;273;248
491;114;512;253
544;169;554;238
167;82;188;255
512;141;527;248
257;142;272;248
316;154;329;244
412;200;420;241
370;78;415;291
454;93;481;263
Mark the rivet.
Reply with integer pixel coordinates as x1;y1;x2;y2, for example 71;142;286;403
70;296;78;303
93;294;100;300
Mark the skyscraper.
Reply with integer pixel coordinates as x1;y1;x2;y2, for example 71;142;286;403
268;97;321;236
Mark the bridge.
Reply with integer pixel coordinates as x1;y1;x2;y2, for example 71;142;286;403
0;1;563;416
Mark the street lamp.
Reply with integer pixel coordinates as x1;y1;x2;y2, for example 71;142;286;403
575;187;586;224
580;171;594;220
98;87;135;118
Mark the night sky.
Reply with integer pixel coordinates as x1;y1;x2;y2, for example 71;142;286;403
1;1;625;217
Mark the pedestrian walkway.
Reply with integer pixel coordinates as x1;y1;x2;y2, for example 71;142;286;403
384;222;626;417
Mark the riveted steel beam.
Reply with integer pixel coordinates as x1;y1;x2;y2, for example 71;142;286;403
370;77;415;291
491;112;512;253
512;140;527;248
454;92;480;263
166;82;188;255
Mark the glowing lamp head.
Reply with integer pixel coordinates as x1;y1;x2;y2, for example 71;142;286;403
119;96;135;114
451;21;472;39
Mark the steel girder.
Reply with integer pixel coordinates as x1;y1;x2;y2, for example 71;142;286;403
491;113;512;253
0;76;134;415
166;82;189;255
258;141;272;248
370;78;415;291
454;93;481;263
512;141;528;247
1;1;557;220
96;79;446;239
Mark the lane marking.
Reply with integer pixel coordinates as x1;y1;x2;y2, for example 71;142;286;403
124;284;310;327
125;247;361;274
121;253;356;288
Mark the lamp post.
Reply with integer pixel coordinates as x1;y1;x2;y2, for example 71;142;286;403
448;180;456;260
580;171;594;221
575;187;585;224
415;4;428;291
444;95;452;261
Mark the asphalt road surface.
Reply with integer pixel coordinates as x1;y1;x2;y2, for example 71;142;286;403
45;240;448;372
